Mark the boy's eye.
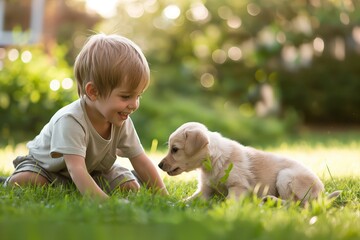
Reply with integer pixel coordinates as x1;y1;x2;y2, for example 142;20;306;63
120;95;141;99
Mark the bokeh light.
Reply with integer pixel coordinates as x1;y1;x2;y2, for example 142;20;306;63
61;78;74;90
218;6;232;20
86;0;118;18
21;50;32;63
352;27;360;45
126;3;145;18
0;48;6;59
186;2;209;22
163;5;181;20
313;37;324;53
200;73;215;88
247;3;261;16
227;16;242;29
8;49;19;62
50;79;60;91
228;46;242;61
212;49;227;64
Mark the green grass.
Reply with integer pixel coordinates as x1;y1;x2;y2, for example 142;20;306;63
0;129;359;240
0;177;359;240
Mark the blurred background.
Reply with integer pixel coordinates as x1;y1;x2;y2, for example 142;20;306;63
0;0;359;150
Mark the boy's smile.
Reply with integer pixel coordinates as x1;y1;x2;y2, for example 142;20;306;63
118;112;131;121
85;84;144;134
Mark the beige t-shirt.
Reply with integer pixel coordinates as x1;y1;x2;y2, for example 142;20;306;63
26;97;144;178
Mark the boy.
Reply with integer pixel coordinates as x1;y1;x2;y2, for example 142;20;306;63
4;33;168;199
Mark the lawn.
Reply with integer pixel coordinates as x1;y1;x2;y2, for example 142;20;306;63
0;129;359;240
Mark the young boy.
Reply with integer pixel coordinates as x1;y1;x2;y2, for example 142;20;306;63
4;33;168;199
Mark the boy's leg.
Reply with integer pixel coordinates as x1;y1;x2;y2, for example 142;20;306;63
92;163;140;194
7;171;49;186
4;155;65;187
118;180;140;192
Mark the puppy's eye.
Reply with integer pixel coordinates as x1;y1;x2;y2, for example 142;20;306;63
171;147;179;154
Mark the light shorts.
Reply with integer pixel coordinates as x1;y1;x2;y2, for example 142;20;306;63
4;155;138;193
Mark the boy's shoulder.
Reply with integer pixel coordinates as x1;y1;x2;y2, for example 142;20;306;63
51;99;85;124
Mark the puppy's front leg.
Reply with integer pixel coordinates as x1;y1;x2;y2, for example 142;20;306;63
184;189;202;202
185;184;213;202
226;186;248;200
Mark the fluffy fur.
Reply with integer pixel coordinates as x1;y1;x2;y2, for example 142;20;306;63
159;122;339;203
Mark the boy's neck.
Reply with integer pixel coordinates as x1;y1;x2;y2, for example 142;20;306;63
84;98;112;140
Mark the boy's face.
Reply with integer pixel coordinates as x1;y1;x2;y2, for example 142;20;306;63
94;85;143;127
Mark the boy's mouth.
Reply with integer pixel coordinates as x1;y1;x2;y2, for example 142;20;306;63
119;112;130;120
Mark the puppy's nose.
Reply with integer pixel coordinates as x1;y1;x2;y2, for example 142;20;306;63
158;162;164;169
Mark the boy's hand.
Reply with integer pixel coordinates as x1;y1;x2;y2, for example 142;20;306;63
130;153;169;196
64;154;109;200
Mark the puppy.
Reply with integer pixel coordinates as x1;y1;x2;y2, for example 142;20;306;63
159;122;340;203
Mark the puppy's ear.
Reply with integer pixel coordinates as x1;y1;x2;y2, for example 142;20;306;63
184;130;209;155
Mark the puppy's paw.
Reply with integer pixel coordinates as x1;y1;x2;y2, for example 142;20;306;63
327;190;342;200
183;195;197;203
261;195;286;206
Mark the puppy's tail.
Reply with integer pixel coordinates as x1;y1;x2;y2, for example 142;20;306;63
327;190;342;200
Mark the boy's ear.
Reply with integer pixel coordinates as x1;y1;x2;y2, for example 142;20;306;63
85;82;98;101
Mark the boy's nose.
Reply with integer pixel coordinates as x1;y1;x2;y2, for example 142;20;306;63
128;100;138;110
128;103;137;110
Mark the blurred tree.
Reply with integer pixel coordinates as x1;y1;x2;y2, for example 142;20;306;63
97;0;360;126
1;0;359;148
1;0;101;59
0;0;100;146
0;45;77;146
42;0;102;62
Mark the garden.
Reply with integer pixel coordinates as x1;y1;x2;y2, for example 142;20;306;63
0;0;359;239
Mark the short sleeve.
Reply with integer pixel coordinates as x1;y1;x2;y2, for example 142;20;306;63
50;115;87;158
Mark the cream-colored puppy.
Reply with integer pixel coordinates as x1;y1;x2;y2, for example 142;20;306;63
159;122;339;203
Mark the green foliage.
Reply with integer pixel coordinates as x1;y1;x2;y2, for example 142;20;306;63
100;0;360;125
278;55;360;124
202;157;212;172
133;90;297;150
2;0;360;147
0;45;77;146
220;163;233;184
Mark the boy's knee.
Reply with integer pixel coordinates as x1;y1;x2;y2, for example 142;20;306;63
120;180;140;192
7;172;49;187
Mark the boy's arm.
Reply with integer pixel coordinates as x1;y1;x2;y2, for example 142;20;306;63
63;154;109;200
129;153;168;196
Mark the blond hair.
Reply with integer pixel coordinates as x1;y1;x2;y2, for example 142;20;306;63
74;33;150;98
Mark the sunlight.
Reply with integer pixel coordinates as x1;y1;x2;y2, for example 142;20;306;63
7;49;19;62
85;0;118;18
200;72;215;88
21;50;32;63
227;16;242;29
212;49;227;64
61;78;74;90
163;4;180;20
50;79;60;91
228;46;242;61
313;37;324;53
126;3;145;18
186;2;209;22
352;26;360;45
247;3;261;16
